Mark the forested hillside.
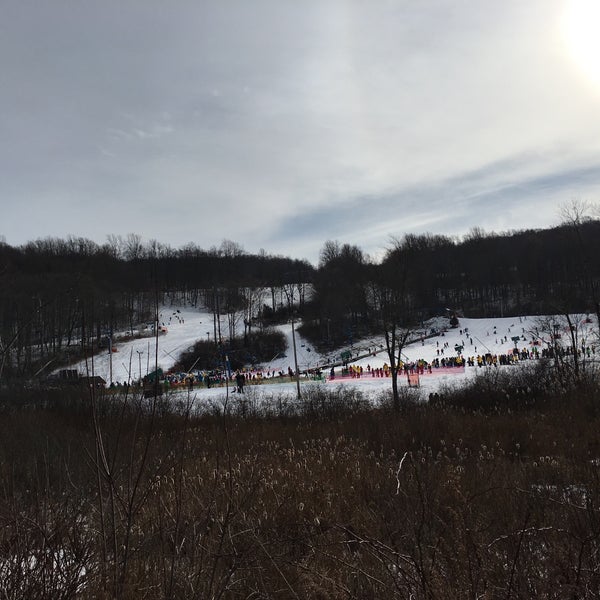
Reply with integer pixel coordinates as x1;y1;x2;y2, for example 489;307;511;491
0;236;312;380
2;218;600;382
305;218;600;349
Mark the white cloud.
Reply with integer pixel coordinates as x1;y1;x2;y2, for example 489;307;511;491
1;0;599;263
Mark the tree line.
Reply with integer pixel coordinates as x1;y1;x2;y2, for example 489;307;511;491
0;235;312;381
2;214;599;384
308;217;600;349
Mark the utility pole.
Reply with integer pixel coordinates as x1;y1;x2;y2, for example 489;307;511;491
283;281;301;400
290;313;301;399
108;333;113;386
136;350;144;381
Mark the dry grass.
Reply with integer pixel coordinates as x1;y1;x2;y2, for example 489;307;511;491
1;372;600;598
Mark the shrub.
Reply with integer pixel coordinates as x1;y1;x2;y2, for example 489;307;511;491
2;376;600;597
173;327;287;372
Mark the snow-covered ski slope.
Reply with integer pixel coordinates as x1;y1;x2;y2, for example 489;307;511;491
64;305;598;398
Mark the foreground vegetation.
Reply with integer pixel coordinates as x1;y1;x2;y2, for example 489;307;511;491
1;363;600;598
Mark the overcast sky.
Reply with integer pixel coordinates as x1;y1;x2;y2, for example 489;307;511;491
2;0;600;263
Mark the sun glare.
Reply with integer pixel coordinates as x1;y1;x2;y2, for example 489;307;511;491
562;0;600;91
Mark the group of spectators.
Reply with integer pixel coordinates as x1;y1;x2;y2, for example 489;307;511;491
107;317;597;392
157;366;304;391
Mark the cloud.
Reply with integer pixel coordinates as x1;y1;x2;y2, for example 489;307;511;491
267;155;600;260
1;0;599;264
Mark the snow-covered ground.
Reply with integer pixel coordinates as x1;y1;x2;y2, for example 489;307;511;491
63;306;598;402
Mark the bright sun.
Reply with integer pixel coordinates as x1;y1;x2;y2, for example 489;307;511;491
562;0;600;90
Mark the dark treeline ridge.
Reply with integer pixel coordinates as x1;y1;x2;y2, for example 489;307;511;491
2;217;600;381
305;218;600;350
0;235;312;380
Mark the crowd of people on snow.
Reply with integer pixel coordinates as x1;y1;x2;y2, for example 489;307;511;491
103;316;596;392
105;339;596;391
105;365;318;394
324;319;597;381
328;358;466;380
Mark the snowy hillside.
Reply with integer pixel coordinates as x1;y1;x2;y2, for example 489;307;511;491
59;304;598;401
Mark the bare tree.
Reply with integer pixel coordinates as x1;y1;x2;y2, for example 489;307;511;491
368;245;417;411
560;200;600;347
123;233;144;261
